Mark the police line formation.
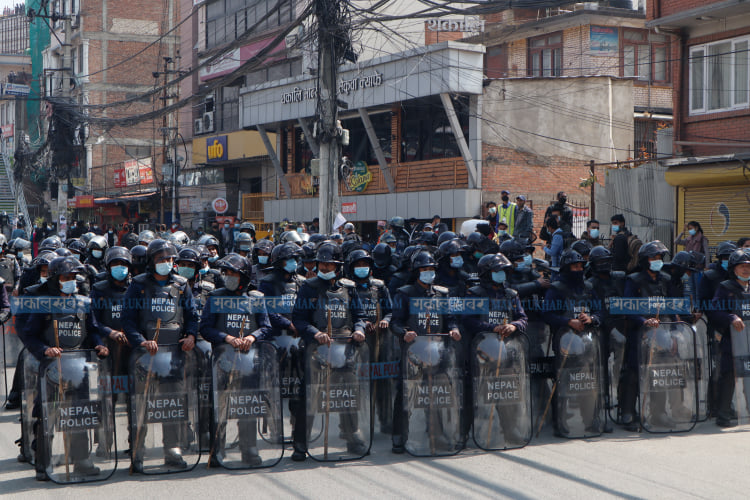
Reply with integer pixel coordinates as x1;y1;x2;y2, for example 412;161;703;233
0;218;749;484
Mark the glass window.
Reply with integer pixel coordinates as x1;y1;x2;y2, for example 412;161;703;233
735;41;748;106
689;37;750;114
621;29;669;83
690;48;704;111
528;32;562;77
708;42;732;111
400;96;468;162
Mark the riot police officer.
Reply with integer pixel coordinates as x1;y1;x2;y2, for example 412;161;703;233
85;235;109;273
387;245;420;297
372;242;397;284
436;239;471;297
0;234;21;295
297;242;317;279
464;253;528;444
200;254;271;465
121;239;199;472
175;246;215;317
292;242;368;461
22;256;109;480
130;244;148;276
390;250;460;453
234;232;254;259
253;239;274;283
198;235;222;267
709;249;750;427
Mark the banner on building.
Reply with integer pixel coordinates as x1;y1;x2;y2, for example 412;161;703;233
123;158;153;186
590;26;618;57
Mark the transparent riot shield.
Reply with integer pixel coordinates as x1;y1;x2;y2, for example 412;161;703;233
471;332;531;450
692;319;710;422
195;339;213;452
527;321;554;434
554;329;605;438
607;326;627;424
306;338;371;461
21;349;39;465
39;350;116;483
1;324;6;403
638;322;697;433
210;342;283;469
370;326;399;436
129;344;200;474
101;341;131;461
403;335;462;457
731;323;750;425
271;331;305;445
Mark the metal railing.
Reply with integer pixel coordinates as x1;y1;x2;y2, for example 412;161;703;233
1;147;31;225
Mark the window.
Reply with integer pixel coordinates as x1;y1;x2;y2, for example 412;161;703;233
528;33;562;77
486;45;508;78
179;168;224;186
205;0;295;50
400;96;468;162
341;111;392;165
690;36;750;114
622;30;669;83
219;84;240;131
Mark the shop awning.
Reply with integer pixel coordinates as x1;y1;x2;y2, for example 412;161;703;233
94;190;158;204
662;153;750;187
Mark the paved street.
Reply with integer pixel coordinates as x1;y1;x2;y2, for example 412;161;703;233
1;372;750;500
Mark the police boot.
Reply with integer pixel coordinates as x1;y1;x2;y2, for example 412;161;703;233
240;447;262;466
5;391;20;410
716;374;737;428
74;458;101;476
649;393;674;429
618;371;639;432
164;447;187;469
291;443;307;462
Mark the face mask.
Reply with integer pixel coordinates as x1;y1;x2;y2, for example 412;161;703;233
297;227;304;234
199;267;208;275
612;225;620;233
197;231;203;236
39;276;48;284
110;265;128;281
60;280;77;295
738;275;750;282
155;262;172;276
497;230;506;237
566;270;585;282
474;252;483;260
208;255;219;263
688;229;697;236
258;255;269;265
109;230;113;234
501;196;509;203
450;255;464;269
92;250;103;259
419;270;435;284
488;207;497;215
284;259;298;273
721;260;729;270
224;223;230;229
649;260;664;272
177;266;195;279
354;266;370;279
589;228;600;238
318;270;337;280
491;270;506;284
224;275;240;291
559;197;567;204
239;245;252;252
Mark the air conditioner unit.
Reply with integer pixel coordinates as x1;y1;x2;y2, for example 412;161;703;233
203;111;214;133
71;14;80;29
194;118;204;135
204;93;215;114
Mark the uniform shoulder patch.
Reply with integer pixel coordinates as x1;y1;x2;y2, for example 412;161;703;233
370;278;385;287
248;290;264;298
433;285;449;295
339;278;355;287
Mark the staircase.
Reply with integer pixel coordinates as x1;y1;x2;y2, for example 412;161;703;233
0;153;30;224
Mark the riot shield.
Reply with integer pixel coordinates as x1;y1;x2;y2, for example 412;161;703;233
1;324;6;403
39;350;116;483
731;323;750;425
403;335;462;457
129;344;200;474
554;328;605;438
692;319;709;422
471;332;531;450
370;326;399;436
210;342;283;469
100;342;131;461
271;331;305;445
527;321;553;433
607;326;627;424
195;339;213;452
20;349;39;465
306;338;371;461
638;322;697;433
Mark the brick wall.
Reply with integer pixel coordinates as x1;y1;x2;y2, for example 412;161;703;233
649;0;720;20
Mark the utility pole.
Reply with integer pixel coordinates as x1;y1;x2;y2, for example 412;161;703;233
57;7;72;236
316;0;341;235
589;159;596;219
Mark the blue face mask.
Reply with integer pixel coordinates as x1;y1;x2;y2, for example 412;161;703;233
419;270;435;284
208;255;219;263
649;260;664;272
110;265;128;281
199;267;208;275
258;255;269;265
739;275;750;282
354;266;370;279
297;227;304;234
284;259;298;273
450;255;464;269
589;228;600;239
497;230;506;237
688;229;697;236
177;266;195;279
474;252;484;260
239;245;252;252
612;225;620;233
92;250;103;259
491;270;506;284
155;262;173;276
318;270;337;281
517;254;533;269
60;279;77;295
722;260;729;271
39;276;48;284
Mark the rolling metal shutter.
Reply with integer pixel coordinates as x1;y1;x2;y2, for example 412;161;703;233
683;185;750;253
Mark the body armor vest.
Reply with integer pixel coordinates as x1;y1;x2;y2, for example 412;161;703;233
44;297;87;349
92;279;127;331
399;284;448;336
263;271;303;319
550;280;594;320
134;274;185;344
719;279;750;321
309;277;354;336
0;256;16;287
210;289;260;337
353;278;385;324
468;284;517;326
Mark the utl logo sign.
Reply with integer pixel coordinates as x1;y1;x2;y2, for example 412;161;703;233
212;197;228;214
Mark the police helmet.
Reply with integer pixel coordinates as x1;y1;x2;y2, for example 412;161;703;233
54;248;72;257
437;231;457;246
571;239;594;257
687;250;706;272
669;251;692;272
280;230;303;245
168;230;190;246
478;253;512;279
131;245;148;271
559;249;586;272
301;242;317;263
437;239;464;263
66;238;87;256
235;232;254;252
498;240;527;262
417;231;438;247
121;232;139;249
32;250;56;268
138;230;156;245
381;233;397;245
389;216;405;229
177;246;202;266
728;248;750;272
341;239;363;260
87;235;109;253
346;249;374;277
198;234;220;249
239;221;256;235
716;241;738;260
411;250;437;271
47;256;85;289
398;245;420;270
80;232;96;246
316;242;343;264
254;238;274;256
467;232;486;251
8;237;30;253
217;254;253;290
308;233;327;246
105;246;133;267
39;236;63;252
372;243;392;269
638;240;669;263
146;239;178;270
271;242;302;269
588;246;613;274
